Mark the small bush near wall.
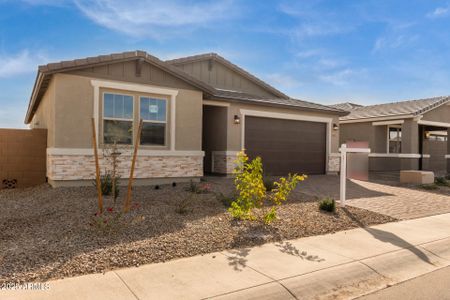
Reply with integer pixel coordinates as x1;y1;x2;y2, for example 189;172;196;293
319;197;336;213
419;183;439;190
435;177;449;187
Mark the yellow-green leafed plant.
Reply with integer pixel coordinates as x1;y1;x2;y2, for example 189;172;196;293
229;151;266;220
265;174;306;224
229;151;307;225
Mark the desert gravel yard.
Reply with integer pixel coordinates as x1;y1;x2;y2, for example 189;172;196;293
0;177;396;284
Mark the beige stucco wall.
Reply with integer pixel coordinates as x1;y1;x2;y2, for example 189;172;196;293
50;73;203;151
30;78;56;147
422;104;450;123
340;122;387;153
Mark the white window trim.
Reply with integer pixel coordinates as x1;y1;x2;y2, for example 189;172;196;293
47;148;204;157
239;109;333;173
372;120;404;126
418;120;450;128
203;100;230;107
369;153;423;158
91;79;178;150
387;125;402;154
138;96;168;147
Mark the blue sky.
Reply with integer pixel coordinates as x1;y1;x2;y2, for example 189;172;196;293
1;0;450;128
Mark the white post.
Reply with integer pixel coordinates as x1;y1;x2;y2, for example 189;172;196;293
340;144;347;206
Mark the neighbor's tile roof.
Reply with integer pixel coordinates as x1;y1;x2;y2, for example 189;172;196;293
210;89;347;114
340;96;450;121
329;102;364;111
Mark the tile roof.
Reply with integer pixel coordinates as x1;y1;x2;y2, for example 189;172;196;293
166;53;289;99
329;102;364;111
340;96;450;121
210;89;347;114
25;50;349;123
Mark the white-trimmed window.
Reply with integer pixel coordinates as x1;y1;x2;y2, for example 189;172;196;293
103;93;134;144
139;97;167;146
388;126;402;153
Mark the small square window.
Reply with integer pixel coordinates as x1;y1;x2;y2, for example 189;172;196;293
140;123;165;145
140;97;166;122
104;120;133;144
104;93;133;119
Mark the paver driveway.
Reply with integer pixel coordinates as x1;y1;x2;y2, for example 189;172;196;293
300;175;450;220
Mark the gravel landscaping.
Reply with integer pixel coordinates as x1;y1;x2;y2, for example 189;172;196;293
0;177;396;284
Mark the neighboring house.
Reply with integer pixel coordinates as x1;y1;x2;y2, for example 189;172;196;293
26;50;346;187
333;97;450;175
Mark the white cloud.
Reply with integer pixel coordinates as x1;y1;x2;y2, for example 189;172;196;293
291;23;350;39
373;34;419;52
319;68;362;86
73;0;237;39
427;5;450;18
295;49;322;58
0;50;48;78
265;73;301;89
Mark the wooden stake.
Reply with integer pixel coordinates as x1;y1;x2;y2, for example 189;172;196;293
124;119;143;212
91;118;103;214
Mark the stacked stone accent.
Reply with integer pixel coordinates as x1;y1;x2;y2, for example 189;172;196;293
212;152;237;174
47;154;203;181
328;155;340;173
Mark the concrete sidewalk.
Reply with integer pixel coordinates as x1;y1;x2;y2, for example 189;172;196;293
3;213;450;300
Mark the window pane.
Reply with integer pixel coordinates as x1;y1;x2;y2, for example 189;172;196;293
104;93;114;118
104;120;133;144
123;95;133;119
140;123;165;145
140;97;166;122
104;93;133;119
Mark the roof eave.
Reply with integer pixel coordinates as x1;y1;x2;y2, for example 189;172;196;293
208;96;348;116
24;71;45;124
339;114;416;124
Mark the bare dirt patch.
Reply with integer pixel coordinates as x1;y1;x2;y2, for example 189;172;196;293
0;179;396;283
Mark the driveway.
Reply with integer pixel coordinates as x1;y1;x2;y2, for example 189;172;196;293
301;175;450;220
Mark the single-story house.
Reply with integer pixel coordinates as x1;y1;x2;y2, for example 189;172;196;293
333;97;450;175
26;50;346;187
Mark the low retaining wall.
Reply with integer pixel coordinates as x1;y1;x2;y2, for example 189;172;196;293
0;128;47;189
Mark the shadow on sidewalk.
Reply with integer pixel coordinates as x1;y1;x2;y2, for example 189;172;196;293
342;208;433;265
275;241;325;262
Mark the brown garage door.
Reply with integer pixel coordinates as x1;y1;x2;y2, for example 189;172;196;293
244;116;326;175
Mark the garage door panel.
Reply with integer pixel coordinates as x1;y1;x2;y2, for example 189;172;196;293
245;116;326;175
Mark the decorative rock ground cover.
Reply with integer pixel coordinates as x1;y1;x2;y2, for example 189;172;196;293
0;178;396;283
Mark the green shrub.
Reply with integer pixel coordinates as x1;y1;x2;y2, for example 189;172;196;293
419;184;439;190
319;197;336;212
263;176;275;191
228;151;306;224
93;172;119;197
435;177;449;186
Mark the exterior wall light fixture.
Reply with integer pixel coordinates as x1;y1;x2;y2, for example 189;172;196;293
234;115;241;125
333;123;339;130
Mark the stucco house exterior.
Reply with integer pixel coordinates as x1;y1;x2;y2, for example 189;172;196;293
334;97;450;175
26;51;346;187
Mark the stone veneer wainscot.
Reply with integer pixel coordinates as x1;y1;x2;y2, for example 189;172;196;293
47;153;203;181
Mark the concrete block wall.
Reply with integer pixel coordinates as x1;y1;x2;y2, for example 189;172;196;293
0;128;47;188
